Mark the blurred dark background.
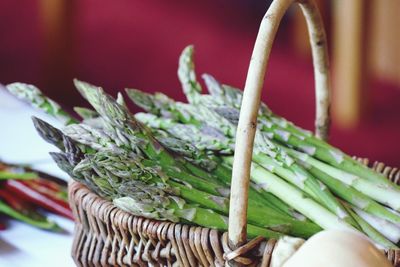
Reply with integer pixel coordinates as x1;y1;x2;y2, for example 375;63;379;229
0;0;399;165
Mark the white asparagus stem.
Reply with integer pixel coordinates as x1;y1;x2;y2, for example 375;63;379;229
354;208;400;243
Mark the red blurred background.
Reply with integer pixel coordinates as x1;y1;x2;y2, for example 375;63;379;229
0;0;399;165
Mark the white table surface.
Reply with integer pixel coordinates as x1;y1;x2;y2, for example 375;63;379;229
0;86;75;267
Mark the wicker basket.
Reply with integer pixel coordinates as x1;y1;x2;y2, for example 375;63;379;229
69;0;400;266
69;159;400;266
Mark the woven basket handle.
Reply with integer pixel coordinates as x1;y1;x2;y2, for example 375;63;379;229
227;0;330;251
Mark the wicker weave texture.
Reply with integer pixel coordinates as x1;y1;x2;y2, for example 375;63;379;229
69;159;400;267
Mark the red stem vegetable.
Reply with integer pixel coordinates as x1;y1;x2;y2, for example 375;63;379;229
0;220;6;230
0;189;60;231
0;199;60;231
3;180;74;220
25;177;65;191
22;179;69;204
0;188;26;210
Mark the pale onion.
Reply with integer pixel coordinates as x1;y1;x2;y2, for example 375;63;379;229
270;236;305;267
283;230;392;267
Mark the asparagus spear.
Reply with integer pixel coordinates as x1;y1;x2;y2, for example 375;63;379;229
113;181;281;239
261;125;399;189
6;83;77;125
125;89;199;126
353;207;400;244
31;116;103;195
305;164;400;224
285;148;400;211
177;45;203;105
32;116;66;150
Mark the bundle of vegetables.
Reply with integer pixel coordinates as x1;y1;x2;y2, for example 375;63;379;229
0;162;73;231
7;46;400;249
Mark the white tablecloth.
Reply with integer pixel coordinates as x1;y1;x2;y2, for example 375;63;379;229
0;86;75;267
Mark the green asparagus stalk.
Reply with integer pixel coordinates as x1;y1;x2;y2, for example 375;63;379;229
6;83;77;125
135;112;234;152
32;116;66;150
305;165;400;224
177;45;203;105
112;181;281;239
285;148;400;211
260;124;399;189
353;207;400;244
125;88;199;126
155;134;219;171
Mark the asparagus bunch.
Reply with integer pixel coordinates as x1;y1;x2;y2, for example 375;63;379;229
13;46;400;248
